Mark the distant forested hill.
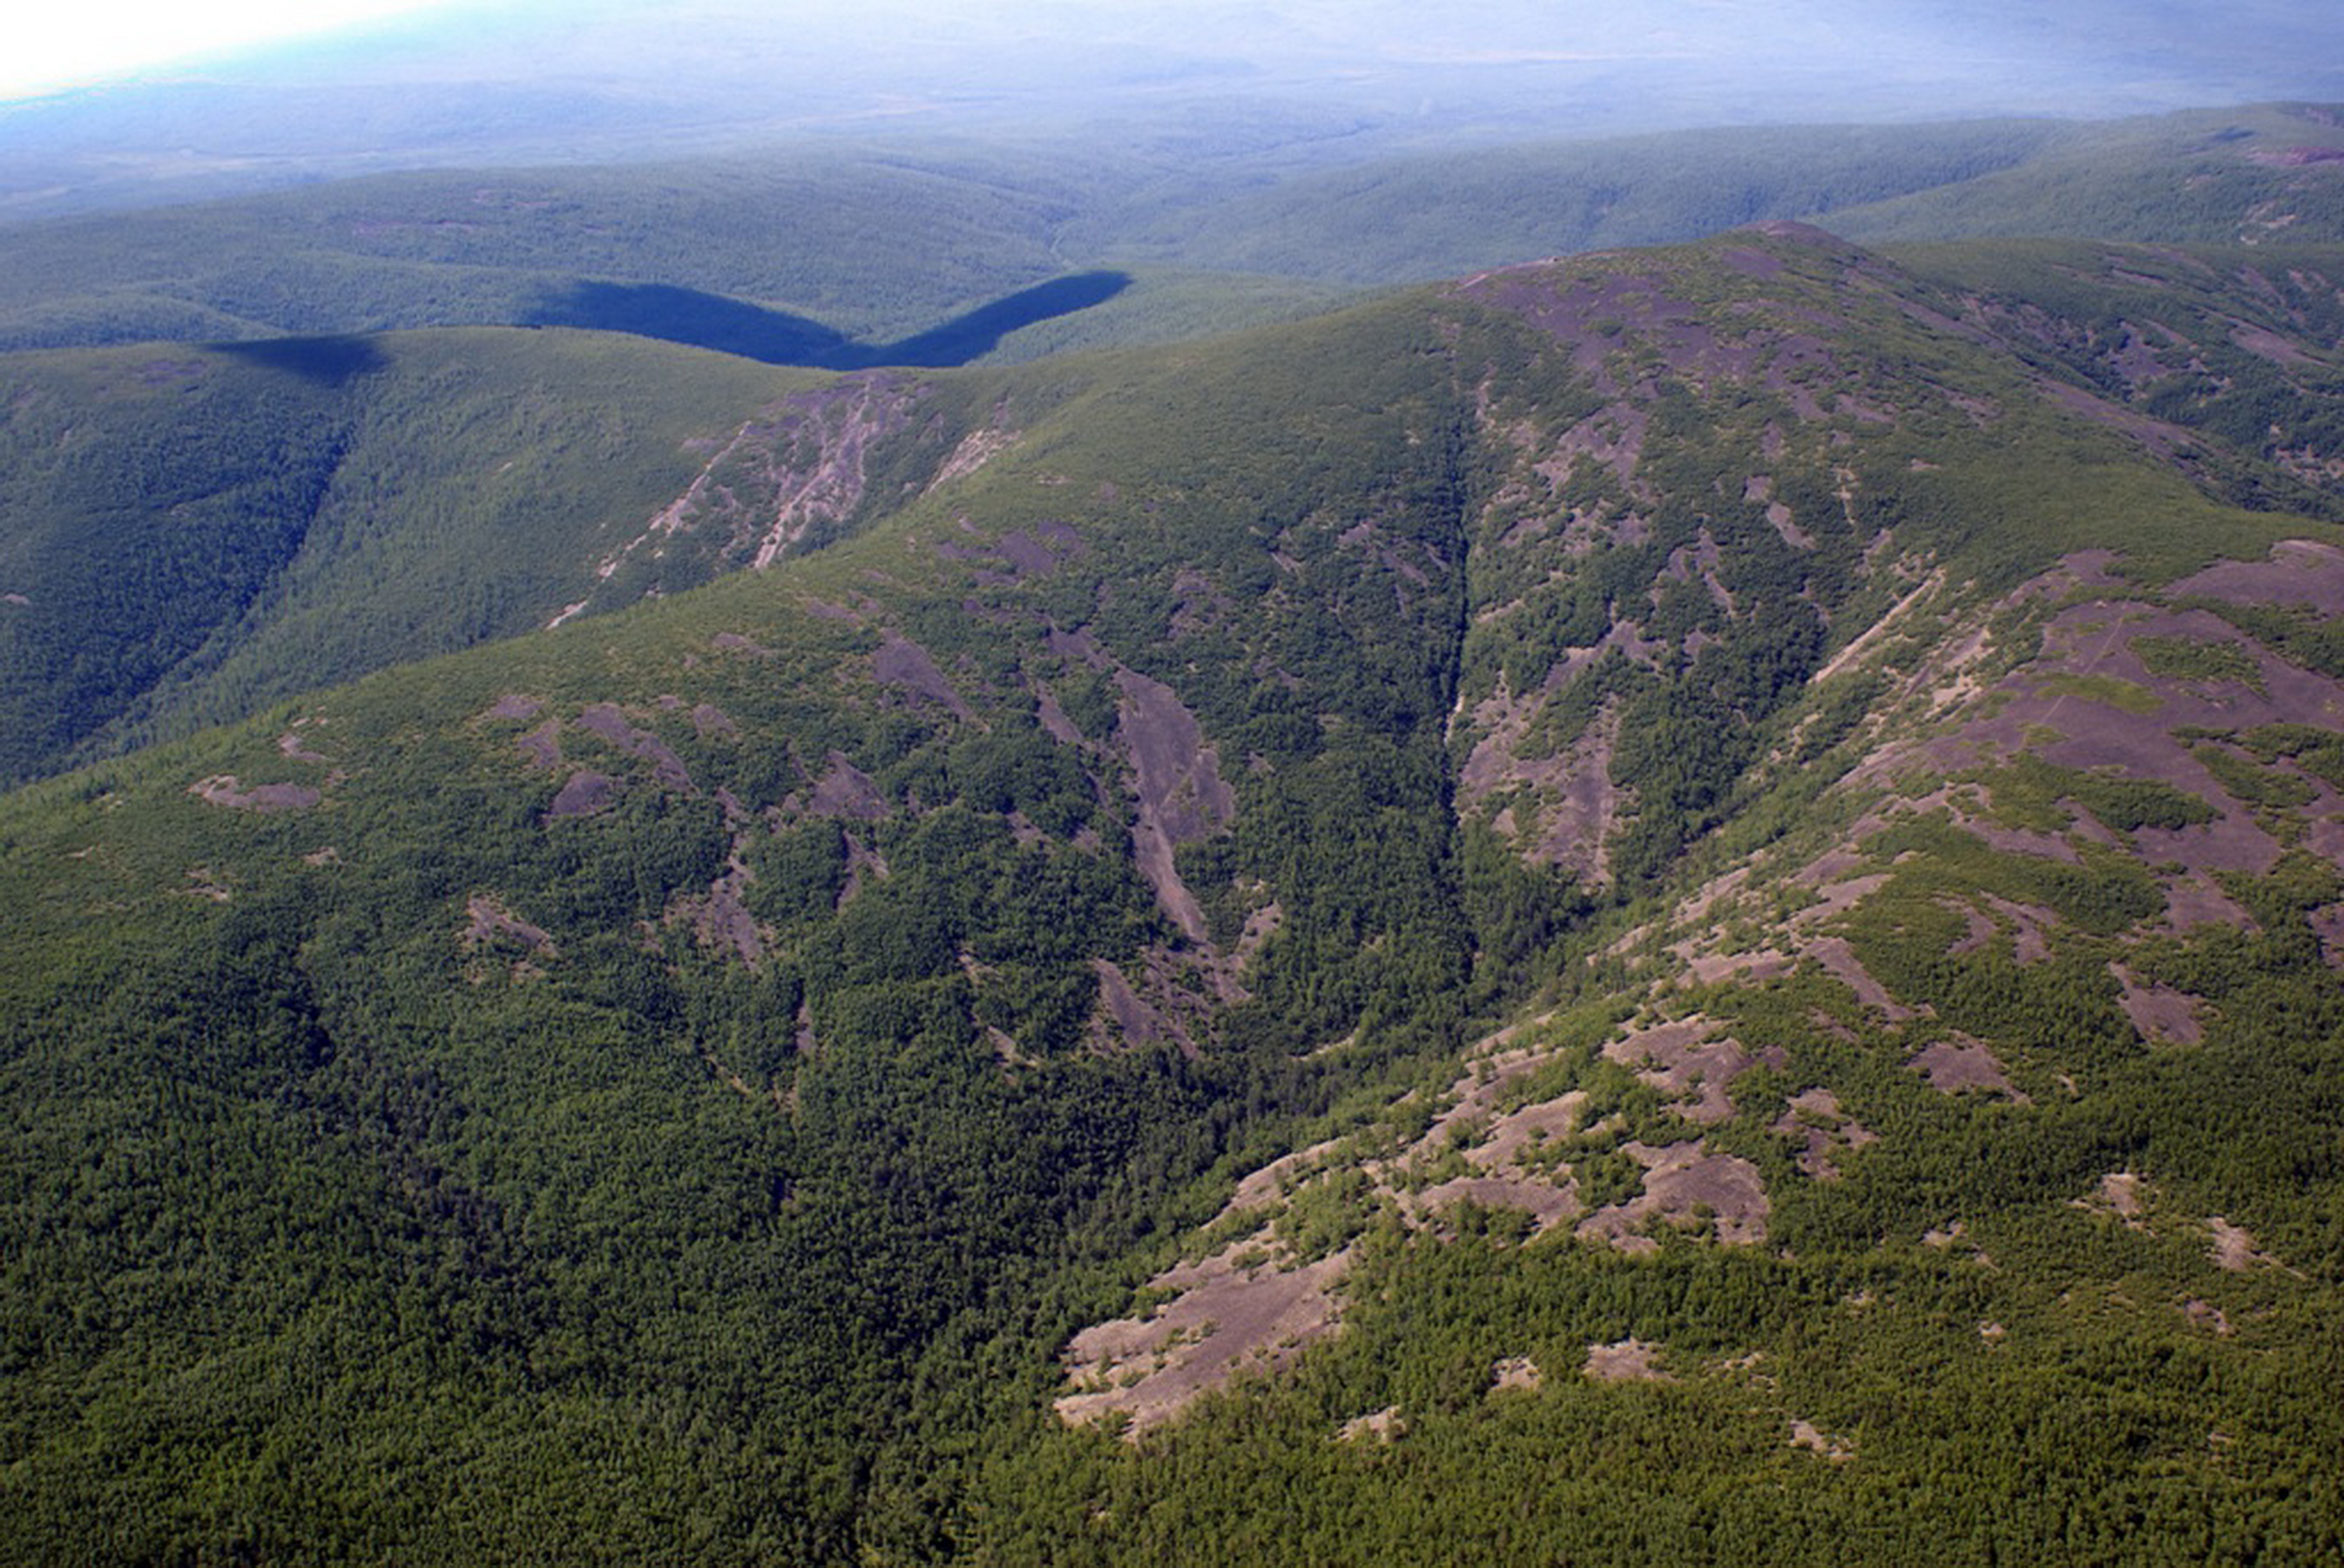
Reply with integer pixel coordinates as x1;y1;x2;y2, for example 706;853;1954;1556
3;105;2339;365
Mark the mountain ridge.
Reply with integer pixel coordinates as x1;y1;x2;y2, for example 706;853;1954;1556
3;220;2343;1560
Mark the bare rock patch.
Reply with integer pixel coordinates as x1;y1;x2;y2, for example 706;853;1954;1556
2111;964;2204;1044
463;894;556;956
483;693;544;721
807;752;888;820
712;632;777;656
575;703;692;791
1576;1141;1769;1250
1909;1035;2025;1100
1790;1419;1855;1462
1607;1016;1781;1125
2172;538;2344;615
1491;1356;1544;1393
2074;1171;2150;1227
2206;1216;2284;1273
546;771;618;820
1089;957;1184;1055
1772;1088;1877;1181
1337;1406;1405;1443
669;846;765;965
189;775;321;814
1057;1233;1354;1437
1584;1339;1671;1382
873;633;973;719
1115;668;1234;942
514;719;564;772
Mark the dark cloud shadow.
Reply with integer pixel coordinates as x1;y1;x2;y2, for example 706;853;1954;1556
521;282;853;365
520;272;1131;368
874;272;1131;366
206;335;387;384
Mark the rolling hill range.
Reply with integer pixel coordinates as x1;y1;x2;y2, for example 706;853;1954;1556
3;103;2341;363
8;105;2344;793
3;220;2343;1562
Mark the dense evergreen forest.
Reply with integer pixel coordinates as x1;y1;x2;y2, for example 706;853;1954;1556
3;114;2344;1564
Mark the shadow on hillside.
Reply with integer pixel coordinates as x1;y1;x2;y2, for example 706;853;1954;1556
877;272;1131;366
207;335;387;384
521;272;1131;368
521;284;852;365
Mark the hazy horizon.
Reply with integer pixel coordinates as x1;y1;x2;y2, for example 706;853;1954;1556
4;1;2342;220
17;3;2344;108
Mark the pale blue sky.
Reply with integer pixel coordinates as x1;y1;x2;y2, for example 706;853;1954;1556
10;2;2343;116
4;1;463;97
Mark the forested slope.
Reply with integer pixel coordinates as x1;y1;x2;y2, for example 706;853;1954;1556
988;226;2344;1564
0;329;812;785
3;225;2343;1562
1830;101;2344;247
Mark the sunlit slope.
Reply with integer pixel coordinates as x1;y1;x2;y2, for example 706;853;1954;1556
991;228;2344;1561
2;225;2342;1562
1830;101;2344;245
